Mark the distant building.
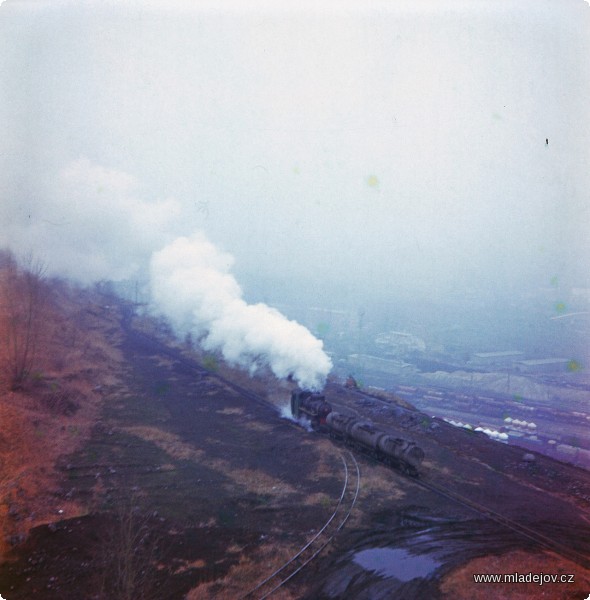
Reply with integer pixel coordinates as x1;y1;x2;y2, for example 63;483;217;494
516;358;570;373
374;331;426;355
471;351;524;366
348;353;416;376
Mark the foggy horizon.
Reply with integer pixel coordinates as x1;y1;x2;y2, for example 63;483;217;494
1;0;589;372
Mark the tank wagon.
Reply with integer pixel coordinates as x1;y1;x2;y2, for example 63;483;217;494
326;413;424;475
291;389;424;477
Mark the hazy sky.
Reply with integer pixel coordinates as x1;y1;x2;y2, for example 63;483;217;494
1;0;589;306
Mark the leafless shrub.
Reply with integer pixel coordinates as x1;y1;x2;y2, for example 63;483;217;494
93;497;163;600
0;250;48;390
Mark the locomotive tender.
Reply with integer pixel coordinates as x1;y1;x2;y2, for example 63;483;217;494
291;389;424;476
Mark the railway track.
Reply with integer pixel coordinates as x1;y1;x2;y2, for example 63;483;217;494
241;451;360;600
119;305;590;573
413;477;590;570
339;383;590;568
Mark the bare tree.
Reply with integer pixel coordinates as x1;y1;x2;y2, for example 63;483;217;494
94;496;162;600
0;250;48;390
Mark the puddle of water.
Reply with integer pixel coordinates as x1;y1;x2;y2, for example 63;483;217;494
353;547;442;581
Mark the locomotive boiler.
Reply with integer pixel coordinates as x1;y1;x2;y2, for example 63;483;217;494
290;389;332;428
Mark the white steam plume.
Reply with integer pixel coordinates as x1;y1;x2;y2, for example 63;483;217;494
150;234;332;390
2;157;331;389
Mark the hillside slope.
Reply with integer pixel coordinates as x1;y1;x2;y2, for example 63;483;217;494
0;286;589;599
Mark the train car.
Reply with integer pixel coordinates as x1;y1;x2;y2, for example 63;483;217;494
377;435;424;475
290;389;332;429
291;390;424;476
324;412;357;439
325;412;424;476
349;421;386;454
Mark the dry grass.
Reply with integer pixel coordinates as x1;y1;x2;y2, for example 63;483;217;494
120;425;304;500
122;420;350;531
185;543;305;600
357;463;407;499
121;425;205;463
440;549;590;599
219;467;298;498
302;492;333;507
124;423;302;501
215;407;244;415
243;420;275;433
0;281;127;558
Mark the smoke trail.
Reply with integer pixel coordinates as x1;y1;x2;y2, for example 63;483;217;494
150;234;332;390
1;156;332;389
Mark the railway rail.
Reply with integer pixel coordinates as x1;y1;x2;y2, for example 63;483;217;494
119;304;590;575
241;451;360;600
118;308;365;596
414;477;590;570
339;384;590;567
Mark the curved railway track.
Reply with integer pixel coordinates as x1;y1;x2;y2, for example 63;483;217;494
241;451;360;600
119;305;590;574
117;311;365;594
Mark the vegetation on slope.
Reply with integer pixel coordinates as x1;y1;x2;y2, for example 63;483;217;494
0;250;125;558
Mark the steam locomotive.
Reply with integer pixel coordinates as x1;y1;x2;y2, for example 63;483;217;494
290;389;424;477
